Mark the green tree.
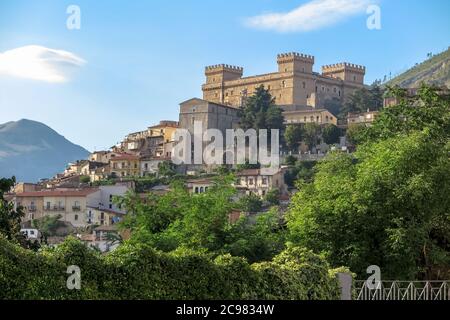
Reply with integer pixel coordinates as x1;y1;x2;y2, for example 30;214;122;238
157;160;176;178
239;85;284;132
238;194;263;214
303;123;320;150
225;208;285;263
346;123;366;145
264;189;280;206
321;124;341;145
32;214;62;238
287;86;450;280
284;125;304;152
339;84;384;119
0;177;24;242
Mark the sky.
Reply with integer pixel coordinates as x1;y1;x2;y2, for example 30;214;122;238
0;0;449;152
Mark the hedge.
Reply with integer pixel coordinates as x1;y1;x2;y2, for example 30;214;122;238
0;237;342;300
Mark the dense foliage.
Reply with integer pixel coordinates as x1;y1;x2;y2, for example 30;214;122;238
116;176;287;263
0;236;342;300
287;85;450;280
239;85;284;134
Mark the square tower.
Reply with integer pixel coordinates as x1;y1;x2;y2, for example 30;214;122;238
322;63;366;84
277;52;315;74
204;64;243;85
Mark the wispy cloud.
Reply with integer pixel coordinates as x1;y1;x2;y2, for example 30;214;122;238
0;45;86;83
245;0;372;33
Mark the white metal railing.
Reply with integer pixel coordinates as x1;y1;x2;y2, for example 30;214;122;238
355;281;449;300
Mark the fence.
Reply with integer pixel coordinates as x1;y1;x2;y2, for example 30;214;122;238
337;274;450;300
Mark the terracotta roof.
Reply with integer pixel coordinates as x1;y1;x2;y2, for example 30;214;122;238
16;188;99;197
110;153;140;161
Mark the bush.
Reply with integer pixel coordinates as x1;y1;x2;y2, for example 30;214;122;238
0;236;342;300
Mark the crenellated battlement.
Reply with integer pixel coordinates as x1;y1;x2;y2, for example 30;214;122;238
277;52;315;64
322;62;366;73
205;64;244;74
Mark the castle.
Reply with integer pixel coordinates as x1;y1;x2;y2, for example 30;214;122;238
202;52;366;110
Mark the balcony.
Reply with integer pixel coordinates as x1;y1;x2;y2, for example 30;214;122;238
72;206;81;211
43;206;65;212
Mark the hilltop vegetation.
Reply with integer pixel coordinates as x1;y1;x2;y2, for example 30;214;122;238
386;47;450;88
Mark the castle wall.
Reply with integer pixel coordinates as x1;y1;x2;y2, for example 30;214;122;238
202;53;366;110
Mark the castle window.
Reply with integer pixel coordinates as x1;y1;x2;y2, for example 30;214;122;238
334;87;337;93
302;82;306;89
282;80;286;88
304;116;307;122
317;116;320;122
315;86;318;92
339;90;341;96
354;76;356;81
231;90;234;95
310;116;314;122
302;67;305;72
327;87;330;92
225;92;228;97
322;86;325;91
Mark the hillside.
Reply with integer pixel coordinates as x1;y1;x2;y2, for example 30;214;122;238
0;119;90;182
386;47;450;88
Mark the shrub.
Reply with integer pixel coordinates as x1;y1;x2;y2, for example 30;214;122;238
0;236;343;300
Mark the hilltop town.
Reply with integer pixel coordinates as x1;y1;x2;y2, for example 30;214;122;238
6;52;388;251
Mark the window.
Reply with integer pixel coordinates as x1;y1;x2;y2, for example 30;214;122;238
310;116;314;122
75;215;78;221
317;116;320;122
339;90;341;96
195;187;199;193
304;116;307;122
302;82;306;89
322;86;325;92
353;76;356;81
262;178;268;185
249;178;254;185
281;80;286;88
334;87;337;93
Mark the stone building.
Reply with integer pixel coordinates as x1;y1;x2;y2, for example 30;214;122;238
110;154;140;177
179;98;240;135
202;52;366;110
235;168;288;198
283;106;338;126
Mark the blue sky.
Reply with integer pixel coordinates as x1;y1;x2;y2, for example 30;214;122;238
0;0;449;151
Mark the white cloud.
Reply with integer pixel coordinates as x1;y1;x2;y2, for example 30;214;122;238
0;45;86;83
245;0;372;33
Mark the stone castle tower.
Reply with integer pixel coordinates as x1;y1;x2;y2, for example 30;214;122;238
202;52;366;110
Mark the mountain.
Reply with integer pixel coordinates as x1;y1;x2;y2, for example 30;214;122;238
386;47;450;88
0;119;90;182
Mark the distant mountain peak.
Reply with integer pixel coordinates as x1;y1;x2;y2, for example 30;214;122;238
0;119;90;182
